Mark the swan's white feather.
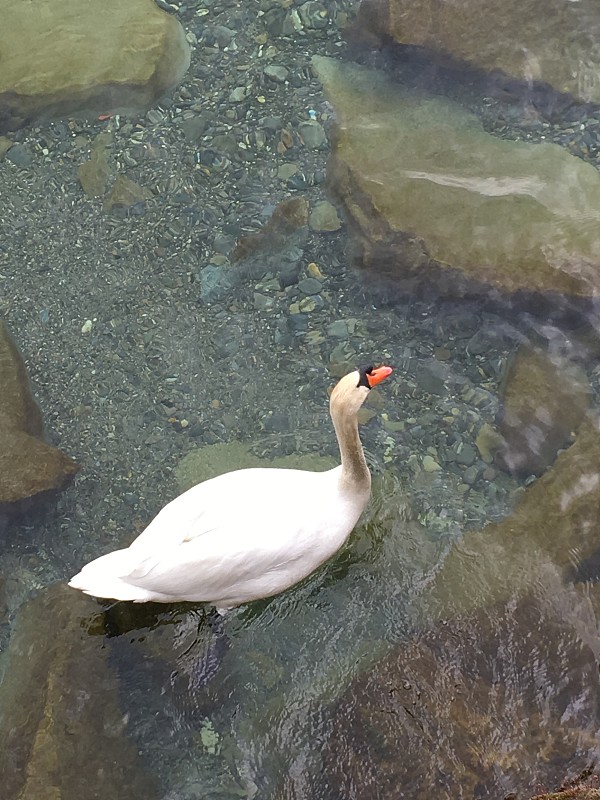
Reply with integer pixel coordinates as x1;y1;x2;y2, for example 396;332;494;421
69;464;366;608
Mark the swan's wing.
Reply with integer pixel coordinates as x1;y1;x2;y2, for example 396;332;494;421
121;467;343;599
128;468;270;555
127;466;338;562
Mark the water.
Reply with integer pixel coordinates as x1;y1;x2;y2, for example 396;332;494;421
1;0;600;797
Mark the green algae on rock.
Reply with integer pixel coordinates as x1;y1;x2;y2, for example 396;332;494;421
427;414;600;621
0;0;190;132
312;56;600;298
0;320;79;505
175;440;336;494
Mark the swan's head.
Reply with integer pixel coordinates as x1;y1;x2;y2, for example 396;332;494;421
330;364;393;416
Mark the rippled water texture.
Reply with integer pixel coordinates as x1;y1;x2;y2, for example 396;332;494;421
1;0;600;798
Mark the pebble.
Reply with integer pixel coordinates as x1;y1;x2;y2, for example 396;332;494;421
198;263;234;302
462;464;481;486
298;1;329;29
299;297;317;313
229;87;249;103
208;25;236;48
279;262;302;288
259;116;284;132
286;173;308;190
297;120;326;149
305;330;325;346
254;292;275;311
327;320;349;339
452;442;477;467
264;65;289;83
287;313;308;333
298;277;322;295
5;143;33;168
475;422;504;463
81;319;93;334
422;455;442;473
307;262;324;280
309;200;341;231
278;163;299;181
179;115;211;143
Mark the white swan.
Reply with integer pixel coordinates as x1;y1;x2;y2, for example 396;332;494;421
68;364;392;611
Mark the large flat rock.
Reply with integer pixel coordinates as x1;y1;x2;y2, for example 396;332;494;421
313;56;600;298
0;0;190;132
353;0;600;104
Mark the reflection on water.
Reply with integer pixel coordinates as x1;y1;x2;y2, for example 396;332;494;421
1;0;600;797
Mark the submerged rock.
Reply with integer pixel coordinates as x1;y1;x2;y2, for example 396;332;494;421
197;195;308;301
0;320;78;505
78;130;113;197
103;173;153;211
312;56;600;298
428;413;600;620
321;410;600;798
0;584;158;799
309;200;342;232
352;0;600;104
324;593;600;799
0;0;190;132
175;440;336;493
496;346;591;476
231;196;309;265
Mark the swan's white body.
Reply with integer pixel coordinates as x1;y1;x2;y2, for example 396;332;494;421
69;366;391;610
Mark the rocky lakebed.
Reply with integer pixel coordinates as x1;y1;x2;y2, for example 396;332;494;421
1;0;600;798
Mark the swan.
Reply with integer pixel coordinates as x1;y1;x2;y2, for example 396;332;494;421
68;364;392;612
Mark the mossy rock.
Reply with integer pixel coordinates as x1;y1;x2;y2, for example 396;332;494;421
175;441;336;493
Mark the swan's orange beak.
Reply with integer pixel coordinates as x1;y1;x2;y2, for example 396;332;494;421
367;365;393;388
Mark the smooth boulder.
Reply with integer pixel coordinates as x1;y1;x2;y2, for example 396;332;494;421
313;56;600;298
352;0;600;104
0;584;158;799
0;0;190;132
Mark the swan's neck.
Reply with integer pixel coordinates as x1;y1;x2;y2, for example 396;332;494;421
332;407;371;495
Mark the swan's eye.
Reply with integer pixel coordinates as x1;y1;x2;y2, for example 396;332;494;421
357;364;374;388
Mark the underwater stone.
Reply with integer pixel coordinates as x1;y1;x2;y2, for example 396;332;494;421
198;263;236;302
103;174;153;211
324;588;600;799
175;441;336;493
78;130;112;197
298;120;327;149
309;200;342;232
313;56;600;299
0;584;158;800
352;0;600;104
0;320;79;505
496;345;591;476
0;0;190;132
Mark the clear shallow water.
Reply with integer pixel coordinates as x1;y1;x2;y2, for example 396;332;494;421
1;0;600;798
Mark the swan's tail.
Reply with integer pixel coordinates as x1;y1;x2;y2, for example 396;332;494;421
68;549;158;602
